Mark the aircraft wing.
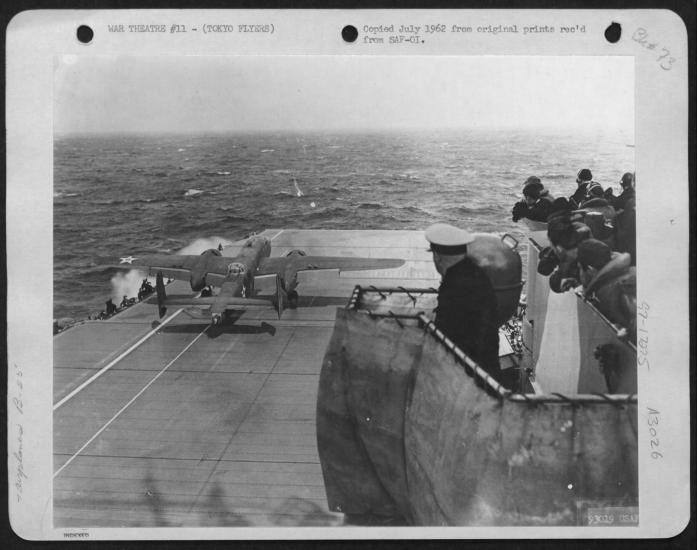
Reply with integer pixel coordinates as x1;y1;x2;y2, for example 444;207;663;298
146;294;273;309
111;254;203;282
147;272;280;322
257;256;404;278
211;277;284;318
204;273;229;287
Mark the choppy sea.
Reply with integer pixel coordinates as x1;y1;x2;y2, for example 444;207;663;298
53;129;634;320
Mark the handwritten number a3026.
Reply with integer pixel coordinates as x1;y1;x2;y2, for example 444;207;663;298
647;408;662;459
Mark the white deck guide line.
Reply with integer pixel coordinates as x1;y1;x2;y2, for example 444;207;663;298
269;229;284;241
53;324;210;479
53;309;184;411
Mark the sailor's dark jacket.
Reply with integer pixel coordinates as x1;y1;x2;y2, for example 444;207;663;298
525;190;555;222
611;187;636;212
581;197;617;220
434;257;501;383
569;182;590;209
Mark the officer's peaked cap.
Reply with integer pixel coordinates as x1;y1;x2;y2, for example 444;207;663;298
425;223;474;254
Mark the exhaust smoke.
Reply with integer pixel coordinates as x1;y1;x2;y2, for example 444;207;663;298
110;269;151;304
178;236;234;255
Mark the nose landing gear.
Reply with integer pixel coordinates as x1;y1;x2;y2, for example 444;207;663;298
287;290;299;309
200;286;213;298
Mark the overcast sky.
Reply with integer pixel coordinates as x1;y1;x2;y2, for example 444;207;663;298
54;55;634;134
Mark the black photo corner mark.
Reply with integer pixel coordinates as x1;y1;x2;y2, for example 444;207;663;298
605;22;621;44
342;25;358;43
77;25;94;44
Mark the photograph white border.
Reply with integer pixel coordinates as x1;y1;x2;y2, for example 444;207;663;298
6;8;690;540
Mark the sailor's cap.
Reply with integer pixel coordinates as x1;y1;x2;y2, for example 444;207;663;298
425;223;474;254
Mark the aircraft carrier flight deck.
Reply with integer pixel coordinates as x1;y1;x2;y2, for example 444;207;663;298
53;229;438;527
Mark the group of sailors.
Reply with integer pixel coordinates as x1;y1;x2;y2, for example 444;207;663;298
55;277;159;334
88;278;155;321
513;168;637;343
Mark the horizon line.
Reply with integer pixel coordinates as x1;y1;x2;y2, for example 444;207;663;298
55;126;634;138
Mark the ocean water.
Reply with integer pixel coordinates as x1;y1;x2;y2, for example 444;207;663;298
53;129;634;320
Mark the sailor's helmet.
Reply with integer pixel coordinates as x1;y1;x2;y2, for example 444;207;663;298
576;168;593;183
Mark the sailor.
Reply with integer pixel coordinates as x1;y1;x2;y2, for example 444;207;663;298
425;223;502;385
569;168;594;208
105;299;117;316
577;238;612;289
511;176;555;223
546;197;584;224
579;182;617;246
581;181;616;213
120;295;129;308
614;187;636;265
546;217;592;293
577;239;636;342
609;172;636;212
138;278;154;301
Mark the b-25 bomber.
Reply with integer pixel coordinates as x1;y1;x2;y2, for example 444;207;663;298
114;235;404;325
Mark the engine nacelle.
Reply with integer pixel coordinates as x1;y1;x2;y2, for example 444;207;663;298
190;274;207;292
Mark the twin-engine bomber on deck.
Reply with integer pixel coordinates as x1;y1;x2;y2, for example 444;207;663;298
113;235;405;325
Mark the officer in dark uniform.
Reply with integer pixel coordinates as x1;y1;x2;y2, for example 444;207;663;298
425;223;502;385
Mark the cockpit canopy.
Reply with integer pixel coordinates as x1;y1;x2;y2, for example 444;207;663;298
202;249;222;257
226;262;247;276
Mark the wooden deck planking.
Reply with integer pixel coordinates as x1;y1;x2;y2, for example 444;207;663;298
54;320;328;525
54;500;340;528
54;455;217;481
53;321;162;402
54;321;151;367
54;327;235;464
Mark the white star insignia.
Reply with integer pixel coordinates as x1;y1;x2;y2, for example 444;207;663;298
119;256;138;265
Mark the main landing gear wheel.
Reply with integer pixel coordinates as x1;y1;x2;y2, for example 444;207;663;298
287;290;299;309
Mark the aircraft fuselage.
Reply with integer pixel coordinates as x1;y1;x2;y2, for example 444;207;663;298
189;236;271;295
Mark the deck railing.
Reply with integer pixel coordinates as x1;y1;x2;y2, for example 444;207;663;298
346;284;637;407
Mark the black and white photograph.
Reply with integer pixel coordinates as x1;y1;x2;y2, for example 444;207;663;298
6;9;691;539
